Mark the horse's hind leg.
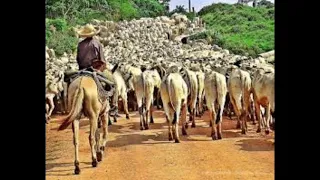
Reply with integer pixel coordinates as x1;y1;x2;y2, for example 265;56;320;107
97;114;108;162
88;114;98;167
95;122;102;162
72;120;81;174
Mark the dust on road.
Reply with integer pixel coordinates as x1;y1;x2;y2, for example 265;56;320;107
46;110;274;180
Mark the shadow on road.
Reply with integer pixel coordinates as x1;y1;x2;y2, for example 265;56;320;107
235;138;274;151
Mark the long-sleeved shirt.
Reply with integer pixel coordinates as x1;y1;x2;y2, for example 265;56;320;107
76;37;106;70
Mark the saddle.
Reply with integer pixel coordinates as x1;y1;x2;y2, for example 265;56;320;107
64;67;115;103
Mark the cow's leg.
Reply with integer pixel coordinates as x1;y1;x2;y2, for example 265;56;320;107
108;116;112;126
191;108;196;128
230;95;241;129
217;105;224;139
47;96;55;121
228;101;233;120
167;116;173;141
196;97;200;117
181;103;188;136
185;105;190;129
255;102;262;133
122;93;130;119
45;103;50;124
150;103;154;124
145;108;149;130
241;93;250;134
173;111;180;143
199;95;204;116
265;105;271;135
138;106;144;130
72;120;81;174
250;99;256;124
156;89;162;109
210;106;218;140
241;110;247;134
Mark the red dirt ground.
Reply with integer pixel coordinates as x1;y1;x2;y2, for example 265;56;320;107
46;110;274;180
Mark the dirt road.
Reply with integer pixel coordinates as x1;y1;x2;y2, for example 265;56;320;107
46;110;274;180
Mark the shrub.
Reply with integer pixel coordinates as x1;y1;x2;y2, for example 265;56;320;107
46;29;78;56
198;3;274;57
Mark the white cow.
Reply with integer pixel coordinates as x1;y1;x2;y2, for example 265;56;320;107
160;69;188;143
228;67;252;134
252;69;274;134
204;71;227;140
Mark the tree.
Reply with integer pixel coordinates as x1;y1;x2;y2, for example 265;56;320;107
257;0;274;8
171;5;187;14
46;0;109;20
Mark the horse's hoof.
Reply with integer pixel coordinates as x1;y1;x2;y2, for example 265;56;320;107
256;129;261;133
218;133;222;140
97;152;103;162
92;160;98;167
191;123;196;128
145;126;149;130
74;167;81;175
168;135;173;141
126;115;130;119
241;129;246;135
175;139;180;143
140;127;144;131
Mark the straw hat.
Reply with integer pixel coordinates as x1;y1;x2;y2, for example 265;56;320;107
77;24;100;38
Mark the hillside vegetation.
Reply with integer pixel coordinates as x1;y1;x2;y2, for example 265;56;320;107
194;3;274;57
46;1;274;58
46;0;167;56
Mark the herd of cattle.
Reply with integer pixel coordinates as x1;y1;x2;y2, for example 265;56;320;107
46;55;274;175
46;57;275;143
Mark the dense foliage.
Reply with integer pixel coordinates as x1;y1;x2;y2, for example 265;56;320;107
196;3;274;57
46;1;274;58
46;0;167;56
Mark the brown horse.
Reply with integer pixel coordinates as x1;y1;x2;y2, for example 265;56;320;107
57;76;109;175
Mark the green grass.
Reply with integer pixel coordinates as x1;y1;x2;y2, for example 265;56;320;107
197;3;274;57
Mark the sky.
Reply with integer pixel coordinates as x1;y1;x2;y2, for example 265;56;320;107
169;0;275;12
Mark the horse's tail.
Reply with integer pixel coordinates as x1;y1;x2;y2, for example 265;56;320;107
58;82;84;131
